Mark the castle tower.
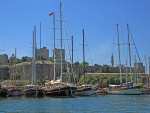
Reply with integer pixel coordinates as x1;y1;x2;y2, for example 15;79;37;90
37;46;49;60
111;54;114;67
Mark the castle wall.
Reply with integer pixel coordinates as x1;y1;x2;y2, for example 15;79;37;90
0;67;9;79
1;62;146;81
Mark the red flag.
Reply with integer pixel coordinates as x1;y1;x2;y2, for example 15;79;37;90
49;12;54;16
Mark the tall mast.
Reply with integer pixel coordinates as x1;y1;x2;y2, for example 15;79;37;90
53;12;56;81
72;36;73;68
71;35;74;84
126;60;128;83
0;49;4;81
32;26;36;85
82;29;85;85
71;36;73;82
40;22;41;60
145;55;148;84
14;48;17;87
34;26;37;85
116;24;122;84
135;55;138;84
32;30;34;85
127;24;132;83
149;57;150;85
60;2;63;83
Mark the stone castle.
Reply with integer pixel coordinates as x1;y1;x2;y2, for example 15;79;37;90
0;47;145;80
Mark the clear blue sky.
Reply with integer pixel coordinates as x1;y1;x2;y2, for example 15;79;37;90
0;0;150;68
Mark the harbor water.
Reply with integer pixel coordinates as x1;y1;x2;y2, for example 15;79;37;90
0;95;150;113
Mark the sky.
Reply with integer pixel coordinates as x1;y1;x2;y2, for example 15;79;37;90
0;0;150;68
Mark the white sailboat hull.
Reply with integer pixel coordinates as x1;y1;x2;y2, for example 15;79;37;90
75;89;94;96
107;87;143;95
9;90;22;96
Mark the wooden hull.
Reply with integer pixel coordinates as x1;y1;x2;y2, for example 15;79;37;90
23;88;45;97
45;86;77;97
8;89;22;97
75;87;94;96
95;88;107;95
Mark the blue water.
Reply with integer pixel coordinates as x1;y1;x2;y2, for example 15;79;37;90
0;95;150;113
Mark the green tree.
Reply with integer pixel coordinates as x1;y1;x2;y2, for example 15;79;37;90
114;77;120;84
79;74;100;85
9;54;15;64
37;76;45;86
74;62;79;66
16;81;25;86
80;61;89;66
73;73;79;81
22;56;28;62
16;58;22;63
9;54;23;64
94;64;100;67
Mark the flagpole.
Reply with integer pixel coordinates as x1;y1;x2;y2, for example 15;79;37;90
49;12;55;81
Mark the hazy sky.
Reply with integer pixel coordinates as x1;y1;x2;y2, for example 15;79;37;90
0;0;150;68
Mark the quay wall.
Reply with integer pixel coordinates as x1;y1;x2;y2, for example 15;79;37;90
0;61;145;81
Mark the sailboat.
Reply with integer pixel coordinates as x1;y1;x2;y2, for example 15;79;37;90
7;48;22;97
107;24;143;95
0;48;22;97
22;26;45;97
75;29;94;96
142;56;150;94
44;2;77;97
